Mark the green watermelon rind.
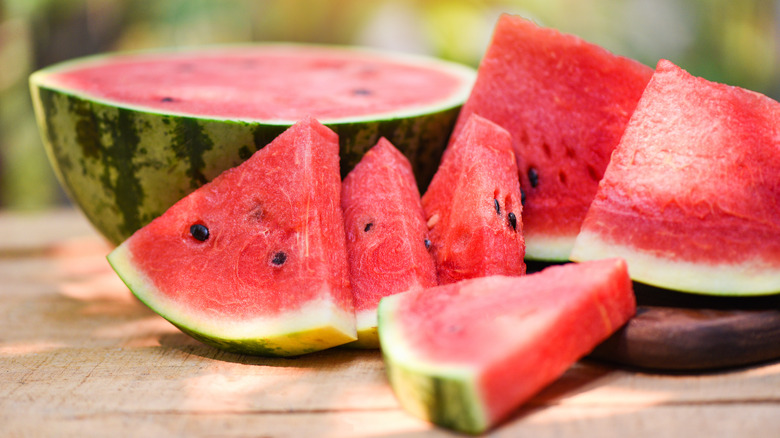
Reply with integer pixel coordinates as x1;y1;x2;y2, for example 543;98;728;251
571;231;780;296
378;293;489;434
108;241;357;356
30;44;475;245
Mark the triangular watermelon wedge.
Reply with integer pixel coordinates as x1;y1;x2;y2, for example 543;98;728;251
451;14;653;261
341;138;438;348
378;258;636;434
422;113;526;284
571;60;780;296
107;117;356;356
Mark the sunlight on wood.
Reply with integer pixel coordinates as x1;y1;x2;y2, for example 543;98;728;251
181;373;271;411
0;340;66;356
58;271;135;303
338;411;437;437
54;239;144;318
47;235;113;260
562;385;676;407
515;403;659;432
91;315;180;347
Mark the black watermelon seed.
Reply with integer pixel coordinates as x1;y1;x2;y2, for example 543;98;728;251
520;187;527;206
364;222;374;232
249;204;264;221
446;324;463;333
508;212;517;231
161;97;175;102
189;223;209;241
528;167;539;188
424;238;432;250
494;198;501;216
271;251;287;266
352;88;372;96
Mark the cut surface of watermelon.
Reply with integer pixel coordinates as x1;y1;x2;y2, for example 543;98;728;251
107;117;356;356
378;258;636;434
40;44;475;123
341;138;438;348
31;44;476;245
422;113;526;284
571;60;780;296
451;14;653;261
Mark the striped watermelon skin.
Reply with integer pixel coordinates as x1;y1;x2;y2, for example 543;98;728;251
30;46;473;245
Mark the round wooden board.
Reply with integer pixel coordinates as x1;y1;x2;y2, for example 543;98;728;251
589;283;780;371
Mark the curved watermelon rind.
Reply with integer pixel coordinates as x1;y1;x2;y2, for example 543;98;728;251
108;242;357;357
33;84;461;245
378;293;488;434
571;231;780;296
32;87;264;246
30;44;475;245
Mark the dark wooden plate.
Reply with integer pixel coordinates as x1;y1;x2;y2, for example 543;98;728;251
589;283;780;371
525;261;780;372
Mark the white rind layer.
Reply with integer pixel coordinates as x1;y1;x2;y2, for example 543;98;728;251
356;307;378;333
107;241;357;348
524;232;575;262
570;230;780;296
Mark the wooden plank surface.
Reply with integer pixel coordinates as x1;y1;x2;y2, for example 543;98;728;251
2;208;780;437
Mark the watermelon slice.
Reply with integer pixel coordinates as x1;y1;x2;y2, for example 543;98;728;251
451;14;653;261
341;138;438;349
107;117;356;356
378;258;636;434
422;113;525;284
571;60;780;296
30;44;476;245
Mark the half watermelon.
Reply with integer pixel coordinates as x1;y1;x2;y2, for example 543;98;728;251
341;138;438;348
422;113;526;284
451;14;653;261
107;117;356;356
571;60;780;296
378;258;636;434
30;44;476;245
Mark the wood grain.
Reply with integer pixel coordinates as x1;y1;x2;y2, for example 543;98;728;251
2;209;780;437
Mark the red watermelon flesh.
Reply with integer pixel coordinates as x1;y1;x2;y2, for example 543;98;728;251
341;138;438;348
45;44;472;122
571;60;780;296
107;117;356;356
422;113;526;285
378;258;636;434
452;14;653;261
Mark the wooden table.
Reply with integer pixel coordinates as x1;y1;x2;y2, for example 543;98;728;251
2;208;779;437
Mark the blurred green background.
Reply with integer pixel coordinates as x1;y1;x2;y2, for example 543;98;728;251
1;0;778;210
